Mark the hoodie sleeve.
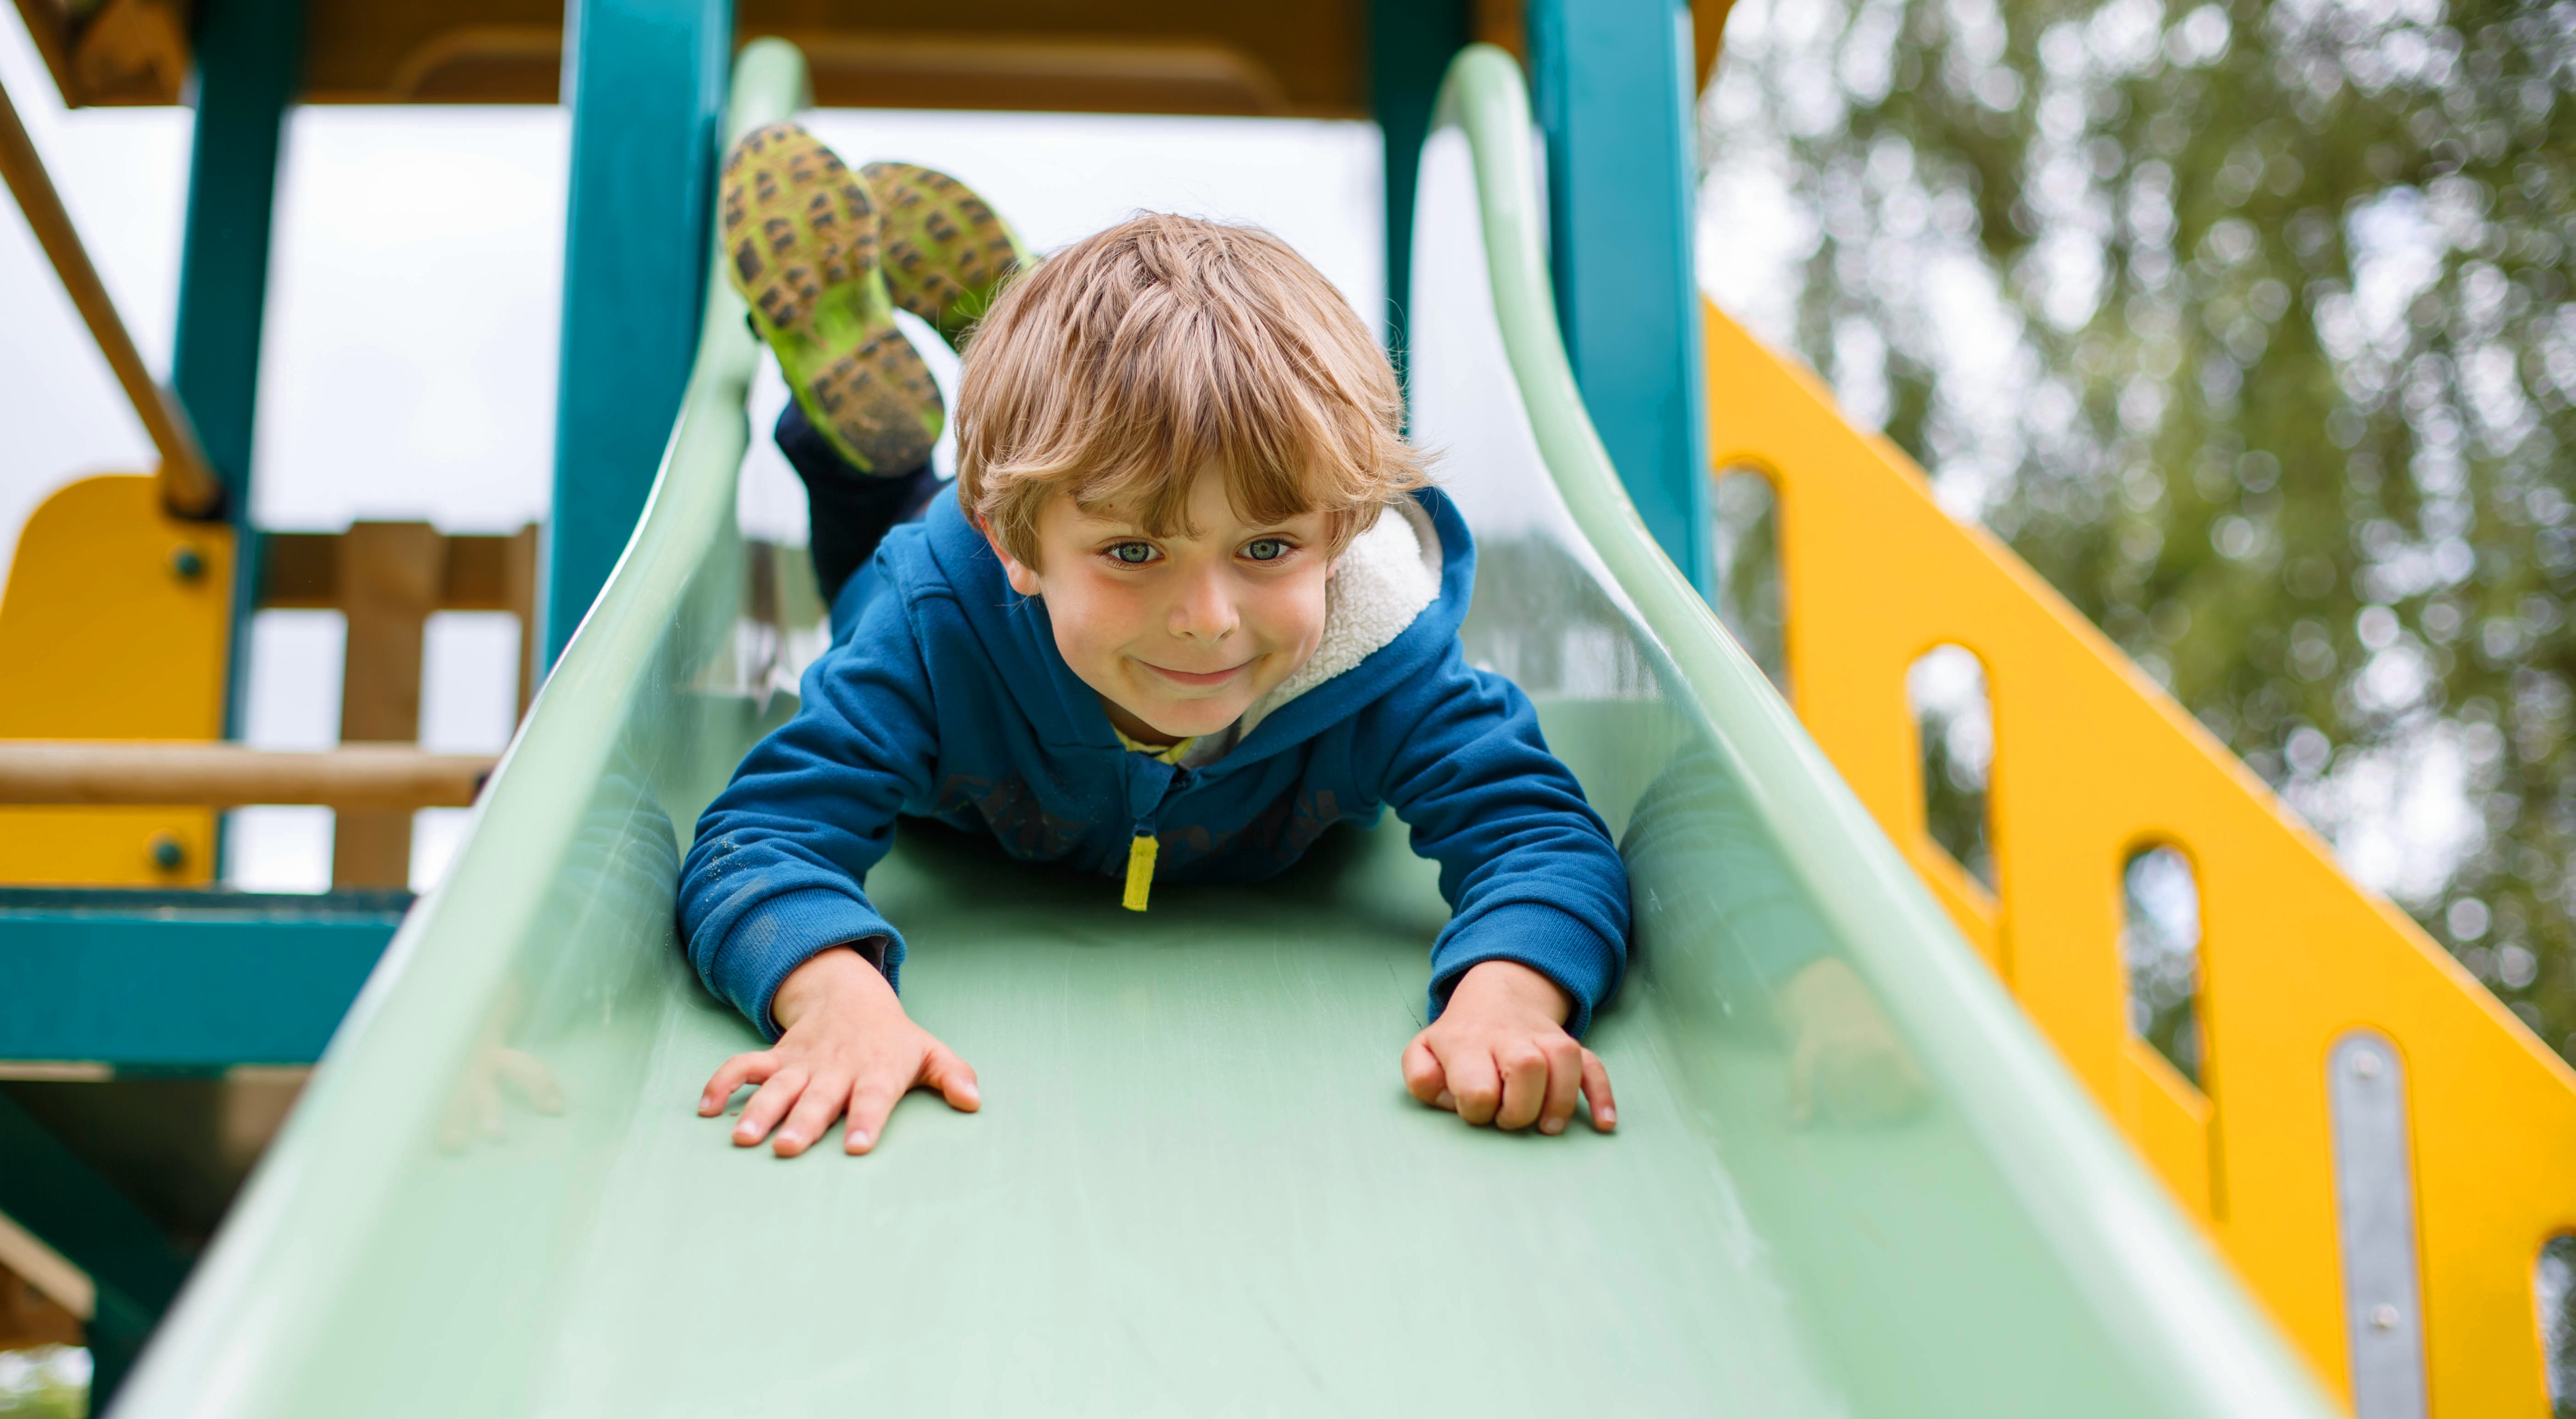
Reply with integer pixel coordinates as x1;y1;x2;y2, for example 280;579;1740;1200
677;581;941;1039
1372;644;1631;1036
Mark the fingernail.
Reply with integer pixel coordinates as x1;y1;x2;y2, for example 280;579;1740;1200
958;1084;980;1105
778;1130;802;1149
850;1130;871;1149
1434;1090;1455;1109
1541;1118;1565;1135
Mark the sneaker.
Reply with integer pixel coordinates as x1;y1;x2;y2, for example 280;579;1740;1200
863;161;1031;347
721;123;942;476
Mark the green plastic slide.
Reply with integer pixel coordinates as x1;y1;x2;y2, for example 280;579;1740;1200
113;42;2339;1417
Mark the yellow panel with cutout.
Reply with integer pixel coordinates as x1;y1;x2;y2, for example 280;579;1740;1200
1703;299;2576;1416
0;474;232;884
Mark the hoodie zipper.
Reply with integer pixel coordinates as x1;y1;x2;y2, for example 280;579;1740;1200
1122;823;1158;911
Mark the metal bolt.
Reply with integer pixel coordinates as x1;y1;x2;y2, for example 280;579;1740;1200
169;544;206;581
2350;1049;2383;1079
2369;1302;2400;1332
149;834;186;871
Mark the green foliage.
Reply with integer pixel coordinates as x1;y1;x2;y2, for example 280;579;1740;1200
0;1347;87;1419
1706;0;2576;1062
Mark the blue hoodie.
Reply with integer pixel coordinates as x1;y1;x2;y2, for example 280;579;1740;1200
678;484;1631;1039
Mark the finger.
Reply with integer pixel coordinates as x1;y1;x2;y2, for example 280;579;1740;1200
1494;1044;1548;1131
700;1050;778;1115
844;1077;904;1155
774;1072;853;1157
732;1068;808;1146
1401;1036;1447;1106
1537;1040;1583;1136
1445;1047;1502;1126
1580;1049;1618;1132
920;1044;981;1113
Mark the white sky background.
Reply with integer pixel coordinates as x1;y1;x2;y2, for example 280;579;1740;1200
0;3;1380;890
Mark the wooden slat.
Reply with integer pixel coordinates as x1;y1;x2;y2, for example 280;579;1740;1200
332;523;443;888
501;523;539;716
0;743;491;810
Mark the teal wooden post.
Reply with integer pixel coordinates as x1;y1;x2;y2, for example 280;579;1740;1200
171;0;301;741
1526;0;1713;596
1370;0;1468;379
542;0;735;666
171;0;298;517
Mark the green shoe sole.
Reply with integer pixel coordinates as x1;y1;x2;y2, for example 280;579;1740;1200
721;123;943;475
863;160;1031;347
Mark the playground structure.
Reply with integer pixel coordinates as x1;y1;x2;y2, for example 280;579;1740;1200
0;2;2566;1416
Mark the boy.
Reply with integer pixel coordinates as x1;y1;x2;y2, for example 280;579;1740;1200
679;126;1631;1158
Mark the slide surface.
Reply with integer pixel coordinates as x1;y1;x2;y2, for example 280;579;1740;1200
114;44;2337;1418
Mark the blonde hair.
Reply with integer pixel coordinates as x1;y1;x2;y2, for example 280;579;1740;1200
955;213;1427;565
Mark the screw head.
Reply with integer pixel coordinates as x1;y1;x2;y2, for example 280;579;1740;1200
2369;1302;2400;1332
149;834;186;870
169;544;206;581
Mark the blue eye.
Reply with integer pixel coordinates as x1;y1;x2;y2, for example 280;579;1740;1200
1243;538;1289;562
1108;542;1157;565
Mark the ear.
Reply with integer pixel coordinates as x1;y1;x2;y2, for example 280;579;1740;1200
979;521;1045;598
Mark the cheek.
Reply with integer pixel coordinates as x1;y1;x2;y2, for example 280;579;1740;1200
1045;574;1144;670
1248;569;1332;652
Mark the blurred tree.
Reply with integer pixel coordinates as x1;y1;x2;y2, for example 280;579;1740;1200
1704;0;2576;1066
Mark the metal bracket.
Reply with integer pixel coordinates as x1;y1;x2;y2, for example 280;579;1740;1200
2328;1029;2428;1419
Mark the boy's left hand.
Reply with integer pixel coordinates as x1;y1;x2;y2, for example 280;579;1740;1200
1402;960;1614;1135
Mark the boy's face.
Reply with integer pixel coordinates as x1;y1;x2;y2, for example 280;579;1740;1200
988;469;1333;744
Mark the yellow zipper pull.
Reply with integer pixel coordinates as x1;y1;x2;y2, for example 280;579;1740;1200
1123;830;1158;911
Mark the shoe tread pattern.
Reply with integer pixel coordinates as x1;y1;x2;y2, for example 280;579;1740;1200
722;123;940;474
863;160;1028;346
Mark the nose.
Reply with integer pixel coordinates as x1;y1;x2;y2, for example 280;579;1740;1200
1166;564;1239;643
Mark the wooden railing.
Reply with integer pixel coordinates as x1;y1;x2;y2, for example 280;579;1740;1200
1702;299;2576;1416
0;70;216;515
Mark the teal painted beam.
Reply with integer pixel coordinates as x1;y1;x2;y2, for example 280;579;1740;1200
0;890;407;1068
0;1091;192;1407
171;0;299;521
1526;0;1713;596
1369;0;1470;380
171;0;301;781
542;0;735;667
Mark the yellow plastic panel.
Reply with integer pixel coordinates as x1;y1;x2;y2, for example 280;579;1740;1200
0;474;232;884
1704;302;2576;1414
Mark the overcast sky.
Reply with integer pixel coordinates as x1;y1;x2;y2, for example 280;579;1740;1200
0;4;1382;889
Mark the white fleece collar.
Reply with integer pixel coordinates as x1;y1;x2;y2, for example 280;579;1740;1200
1240;497;1444;736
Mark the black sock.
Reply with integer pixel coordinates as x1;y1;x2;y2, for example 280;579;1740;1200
775;399;941;604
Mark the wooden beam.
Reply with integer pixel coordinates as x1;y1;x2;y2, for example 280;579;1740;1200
8;0;81;106
1693;0;1736;92
256;524;540;613
0;71;222;516
0;744;493;810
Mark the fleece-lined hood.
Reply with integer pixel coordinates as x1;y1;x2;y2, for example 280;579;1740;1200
679;483;1631;1042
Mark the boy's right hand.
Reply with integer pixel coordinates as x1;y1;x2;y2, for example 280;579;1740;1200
698;946;979;1156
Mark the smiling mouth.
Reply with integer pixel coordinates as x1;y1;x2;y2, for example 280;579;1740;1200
1139;661;1249;688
